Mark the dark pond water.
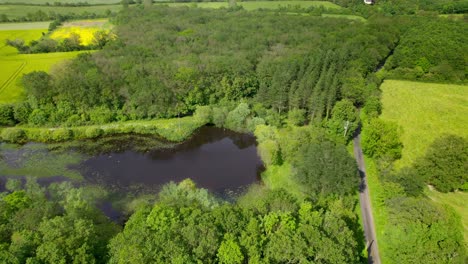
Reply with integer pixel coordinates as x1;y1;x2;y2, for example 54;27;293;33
79;126;264;195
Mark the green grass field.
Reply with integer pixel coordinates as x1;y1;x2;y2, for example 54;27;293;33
0;24;82;103
380;80;468;169
427;188;468;248
0;0;119;4
0;4;122;19
379;79;468;250
0;1;341;20
164;1;341;10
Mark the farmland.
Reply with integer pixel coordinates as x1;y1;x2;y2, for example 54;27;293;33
0;23;82;103
0;0;119;4
0;1;340;20
380;80;468;169
0;4;121;19
164;1;342;10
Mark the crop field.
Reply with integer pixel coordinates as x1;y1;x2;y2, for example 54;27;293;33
0;4;122;19
0;24;82;104
380;80;468;169
50;19;111;45
164;1;342;10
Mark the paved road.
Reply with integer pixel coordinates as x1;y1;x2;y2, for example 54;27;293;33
353;132;381;264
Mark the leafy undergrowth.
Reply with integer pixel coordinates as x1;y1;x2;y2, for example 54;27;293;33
427;188;468;248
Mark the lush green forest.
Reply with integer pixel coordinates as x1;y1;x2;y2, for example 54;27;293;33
0;2;467;263
2;7;400;131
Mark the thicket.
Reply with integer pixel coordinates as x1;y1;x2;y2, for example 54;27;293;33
0;176;364;263
0;9;115;23
8;7;399;131
361;117;467;262
0;179;120;263
383;17;468;84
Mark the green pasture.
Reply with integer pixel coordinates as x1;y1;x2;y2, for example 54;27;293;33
0;26;82;104
380;80;468;169
164;1;342;10
0;4;122;19
0;21;51;30
0;0;119;4
379;79;468;249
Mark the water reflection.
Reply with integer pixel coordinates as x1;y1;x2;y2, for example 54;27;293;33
80;126;263;194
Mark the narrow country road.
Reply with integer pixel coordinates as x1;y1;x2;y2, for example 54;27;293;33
353;131;381;264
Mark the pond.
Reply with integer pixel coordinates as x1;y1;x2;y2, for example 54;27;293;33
0;126;264;196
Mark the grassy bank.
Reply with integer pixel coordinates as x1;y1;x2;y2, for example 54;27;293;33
1;116;205;143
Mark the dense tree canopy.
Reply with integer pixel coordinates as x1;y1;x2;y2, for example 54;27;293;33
16;6;399;127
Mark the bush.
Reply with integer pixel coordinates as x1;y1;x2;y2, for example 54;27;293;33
85;127;104;139
287;108;306;126
1;127;27;143
246;117;265;132
257;139;281;166
193;105;212;124
13;102;32;124
0;104;15;126
361;119;403;160
65;114;84;127
225;103;250;131
212;106;229;127
28;109;48;126
51;128;73;142
89;106;115;124
414;135;468;192
363;96;382;119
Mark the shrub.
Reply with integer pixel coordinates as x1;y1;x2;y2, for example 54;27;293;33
85;127;104;139
287;108;306;126
257;139;281;166
13;102;32;124
246;117;265;132
212;106;229;127
65;114;84;127
414;135;468;192
225;103;250;131
89;106;115;124
51;128;73;142
363;96;382;119
361;119;403;160
28;109;48;126
1;128;27;143
193;105;212;124
0;104;15;126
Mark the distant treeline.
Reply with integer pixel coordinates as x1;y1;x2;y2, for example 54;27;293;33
0;9;116;22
